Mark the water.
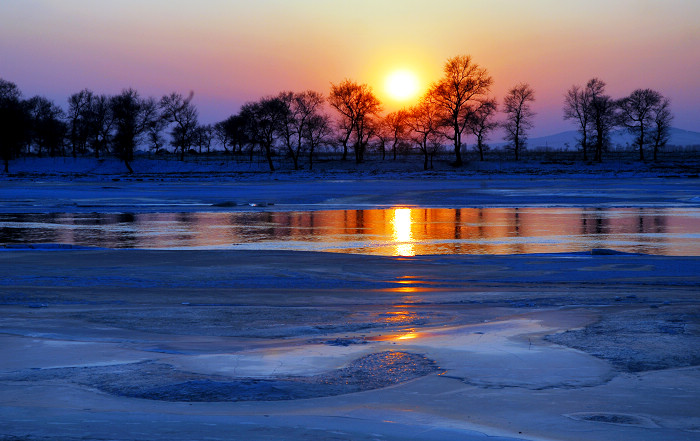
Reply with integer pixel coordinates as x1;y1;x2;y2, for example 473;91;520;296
1;207;699;256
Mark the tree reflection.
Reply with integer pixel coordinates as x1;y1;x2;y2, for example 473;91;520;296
0;207;695;255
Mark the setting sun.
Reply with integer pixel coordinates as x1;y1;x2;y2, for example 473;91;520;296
385;70;420;102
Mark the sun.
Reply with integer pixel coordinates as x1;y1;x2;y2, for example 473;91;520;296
385;70;420;101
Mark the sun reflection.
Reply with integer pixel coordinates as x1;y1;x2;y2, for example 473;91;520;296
392;208;414;256
396;331;419;340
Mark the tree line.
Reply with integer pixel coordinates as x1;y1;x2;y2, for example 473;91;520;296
0;54;674;173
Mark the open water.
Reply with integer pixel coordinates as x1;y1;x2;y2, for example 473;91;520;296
1;207;699;255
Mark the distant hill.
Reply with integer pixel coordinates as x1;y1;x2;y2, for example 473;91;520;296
524;128;700;150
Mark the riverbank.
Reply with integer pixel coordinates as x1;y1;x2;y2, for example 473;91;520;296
2;155;700;182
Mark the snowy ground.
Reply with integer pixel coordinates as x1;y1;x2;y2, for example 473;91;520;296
1;167;699;440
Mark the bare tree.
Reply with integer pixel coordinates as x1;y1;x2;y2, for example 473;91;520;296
328;79;382;164
502;83;536;161
89;94;114;159
194;124;214;154
276;90;326;169
384;109;409;160
303;113;331;170
213;120;232;154
66;89;94;157
429;55;493;166
650;97;673;161
586;79;616;162
469;98;498;161
563;82;593;161
160;92;199;160
407;94;442;170
240;96;286;171
618;88;664;161
140;97;166;154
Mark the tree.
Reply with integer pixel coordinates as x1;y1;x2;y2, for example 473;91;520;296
216;114;248;156
240;97;286;171
160;92;199;160
384;109;409;160
429;55;493;166
26;96;66;157
140;97;167;154
276;90;326;170
618;88;664;161
650;97;673;161
586;79;616;162
563;82;594;161
328;79;382;164
89;94;114;159
502;83;536;161
110;88;143;171
66;89;94;158
213;117;235;154
407;94;442;170
469;98;498;161
303;113;331;170
0;79;31;172
194;124;213;154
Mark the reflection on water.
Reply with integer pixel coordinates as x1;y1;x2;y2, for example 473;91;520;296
1;207;699;256
392;208;414;256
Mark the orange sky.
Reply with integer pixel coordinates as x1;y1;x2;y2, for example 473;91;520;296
1;0;699;135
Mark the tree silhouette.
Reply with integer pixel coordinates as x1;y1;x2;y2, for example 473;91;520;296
469;98;498;161
0;79;30;172
586;79;616;162
89;94;114;159
563;81;595;161
276;90;326;170
650;97;673;161
328;80;382;164
194;124;213;154
407;94;442;170
215;114;248;156
502;83;535;161
429;55;493;166
140;97;167;154
240;97;287;171
618;88;664;161
160;92;199;160
384;109;409;160
66;89;94;158
303;113;331;170
26;96;66;157
110;88;144;171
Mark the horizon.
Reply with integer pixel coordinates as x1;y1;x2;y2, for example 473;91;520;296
2;1;699;136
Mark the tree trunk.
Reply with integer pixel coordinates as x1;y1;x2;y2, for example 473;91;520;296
264;145;275;171
453;129;463;166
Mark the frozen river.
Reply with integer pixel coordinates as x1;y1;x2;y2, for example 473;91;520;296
2;206;699;255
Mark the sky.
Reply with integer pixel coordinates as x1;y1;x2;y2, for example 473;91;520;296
1;0;699;136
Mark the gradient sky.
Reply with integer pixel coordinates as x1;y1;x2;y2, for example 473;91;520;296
2;0;698;136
